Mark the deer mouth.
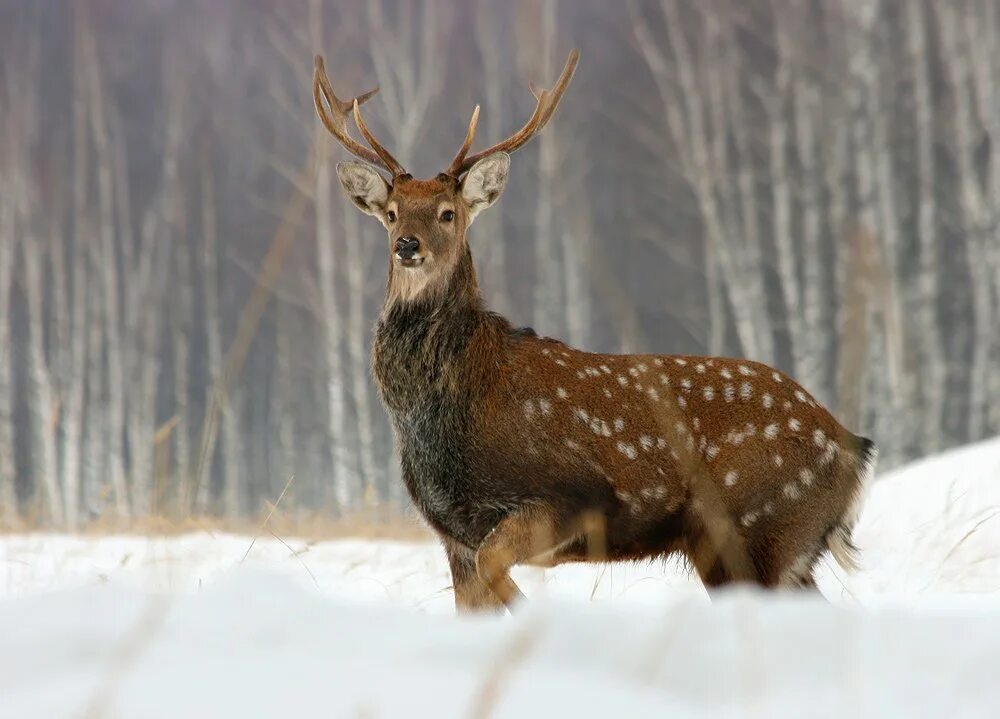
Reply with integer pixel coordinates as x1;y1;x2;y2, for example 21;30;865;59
396;255;425;268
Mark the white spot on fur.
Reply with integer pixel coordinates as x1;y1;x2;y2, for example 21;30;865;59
764;423;779;439
616;441;638;460
646;387;660;401
617;375;629;387
677;395;687;409
724;470;738;487
773;454;784;467
674;358;687;366
576;371;586;379
603;388;613;399
705;444;720;461
640;435;654;452
696;363;706;374
795;390;808;403
653;358;663;367
783;400;792;411
799;468;814;486
628;367;640;378
556;387;568;399
659;374;671;386
680;378;692;390
724;384;735;402
788;418;801;431
523;400;535;419
692;417;701;431
720;368;733;380
600;365;611;374
739;382;753;400
784;483;800;500
772;371;783;382
555;359;567;367
741;512;758;527
574;408;589;422
656;437;667;450
539;398;552;415
762;393;773;409
813;428;826;447
614;417;625;432
738;365;755;377
637;363;648;373
564;438;581;451
703;386;715;401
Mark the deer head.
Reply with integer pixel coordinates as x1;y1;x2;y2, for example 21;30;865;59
312;51;579;304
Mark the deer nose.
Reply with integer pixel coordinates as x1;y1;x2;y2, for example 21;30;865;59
395;237;420;260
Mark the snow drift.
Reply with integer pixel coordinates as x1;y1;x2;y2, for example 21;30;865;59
0;437;999;717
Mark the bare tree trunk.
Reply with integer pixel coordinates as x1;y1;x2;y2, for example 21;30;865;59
85;33;130;518
793;78;828;402
532;0;563;337
939;3;993;443
343;209;379;506
62;10;90;525
200;168;224;513
22;230;64;525
907;0;945;451
472;0;511;315
0;189;17;524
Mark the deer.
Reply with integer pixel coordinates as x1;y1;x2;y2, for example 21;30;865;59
312;49;877;613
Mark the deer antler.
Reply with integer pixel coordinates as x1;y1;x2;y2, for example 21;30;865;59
446;49;580;177
313;55;406;177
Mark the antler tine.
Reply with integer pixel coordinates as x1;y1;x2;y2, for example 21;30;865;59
452;49;580;177
351;100;406;177
445;105;481;177
312;55;404;175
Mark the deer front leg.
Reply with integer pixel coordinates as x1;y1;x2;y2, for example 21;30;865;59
443;537;506;614
475;508;566;611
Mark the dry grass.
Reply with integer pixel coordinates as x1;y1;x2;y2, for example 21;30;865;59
0;508;434;542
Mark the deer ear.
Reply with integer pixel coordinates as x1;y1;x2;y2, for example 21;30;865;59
460;152;510;223
336;161;390;218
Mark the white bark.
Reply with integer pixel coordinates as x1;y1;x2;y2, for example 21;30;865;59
907;0;945;451
85;33;130;518
0;188;17;523
939;3;994;442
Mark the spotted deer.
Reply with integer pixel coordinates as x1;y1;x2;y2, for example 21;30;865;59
312;49;876;613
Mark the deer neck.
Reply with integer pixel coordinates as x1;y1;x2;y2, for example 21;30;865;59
374;247;489;414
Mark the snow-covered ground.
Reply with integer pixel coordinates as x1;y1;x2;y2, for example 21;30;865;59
2;437;999;717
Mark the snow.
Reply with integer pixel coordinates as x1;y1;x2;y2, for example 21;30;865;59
1;437;999;717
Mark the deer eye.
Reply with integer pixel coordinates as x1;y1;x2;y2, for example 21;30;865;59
439;209;455;222
386;210;397;223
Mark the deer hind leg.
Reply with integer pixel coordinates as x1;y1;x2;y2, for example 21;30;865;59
443;537;506;614
685;514;765;592
475;507;572;610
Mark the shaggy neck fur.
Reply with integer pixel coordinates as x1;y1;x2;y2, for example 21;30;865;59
374;245;493;416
